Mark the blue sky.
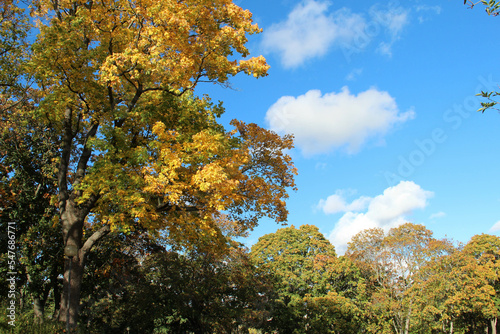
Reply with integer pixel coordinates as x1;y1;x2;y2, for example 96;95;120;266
197;0;500;254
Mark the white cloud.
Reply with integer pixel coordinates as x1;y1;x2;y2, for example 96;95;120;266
318;191;371;214
377;42;394;57
430;211;446;219
318;181;434;254
262;1;412;67
490;221;500;232
416;5;442;15
261;0;365;68
370;5;409;56
265;87;415;155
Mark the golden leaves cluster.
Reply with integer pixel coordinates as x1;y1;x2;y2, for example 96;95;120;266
71;93;296;249
9;0;294;252
31;0;269;97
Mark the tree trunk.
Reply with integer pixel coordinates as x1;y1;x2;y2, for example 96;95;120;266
27;273;47;324
52;278;61;320
57;206;110;331
404;308;411;334
491;318;497;334
57;204;84;330
33;297;44;323
58;252;84;330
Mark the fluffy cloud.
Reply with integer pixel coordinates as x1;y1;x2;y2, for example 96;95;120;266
265;87;415;155
318;190;371;214
261;0;411;67
261;0;365;68
318;181;433;254
490;221;500;232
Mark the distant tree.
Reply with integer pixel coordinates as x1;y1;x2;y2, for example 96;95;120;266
407;234;500;334
142;245;274;334
346;223;452;334
251;225;365;333
460;234;500;333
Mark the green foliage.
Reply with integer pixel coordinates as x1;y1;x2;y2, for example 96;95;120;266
0;295;68;334
346;223;455;334
0;104;63;322
465;0;500;16
77;232;272;333
251;225;366;334
0;311;66;334
0;0;31;104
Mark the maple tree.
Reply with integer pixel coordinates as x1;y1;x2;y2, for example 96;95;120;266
0;0;31;110
0;0;298;329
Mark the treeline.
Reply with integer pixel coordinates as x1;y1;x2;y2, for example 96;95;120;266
1;222;499;334
251;224;500;334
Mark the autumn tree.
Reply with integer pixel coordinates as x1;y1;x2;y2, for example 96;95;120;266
251;225;365;333
0;0;31;109
2;0;298;329
412;241;496;333
346;223;452;334
458;234;500;333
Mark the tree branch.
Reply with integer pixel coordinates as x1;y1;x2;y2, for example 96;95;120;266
156;202;201;213
73;122;99;189
58;107;74;207
79;224;111;264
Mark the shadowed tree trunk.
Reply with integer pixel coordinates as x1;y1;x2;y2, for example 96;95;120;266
58;222;110;329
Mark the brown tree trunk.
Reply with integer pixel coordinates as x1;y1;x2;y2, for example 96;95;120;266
33;297;44;323
56;108;103;330
57;202;84;330
404;307;411;334
58;251;84;330
57;206;109;331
